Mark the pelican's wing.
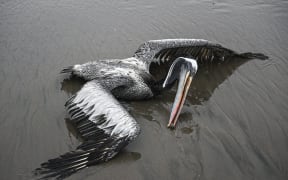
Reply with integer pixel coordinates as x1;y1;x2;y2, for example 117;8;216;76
35;80;140;179
133;39;268;69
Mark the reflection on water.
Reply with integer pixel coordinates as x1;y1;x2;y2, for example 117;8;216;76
0;0;288;180
189;58;251;104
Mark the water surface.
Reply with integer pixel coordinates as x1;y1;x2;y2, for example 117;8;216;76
0;0;288;179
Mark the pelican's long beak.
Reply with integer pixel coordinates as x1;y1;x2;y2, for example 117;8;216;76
167;70;193;128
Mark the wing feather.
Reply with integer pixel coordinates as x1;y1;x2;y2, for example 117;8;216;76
35;81;140;179
133;39;268;70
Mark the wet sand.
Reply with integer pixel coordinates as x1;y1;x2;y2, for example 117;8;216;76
0;0;288;179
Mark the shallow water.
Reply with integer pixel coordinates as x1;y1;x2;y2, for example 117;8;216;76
0;0;288;179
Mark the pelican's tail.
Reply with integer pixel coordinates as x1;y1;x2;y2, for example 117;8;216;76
60;66;74;74
238;52;269;60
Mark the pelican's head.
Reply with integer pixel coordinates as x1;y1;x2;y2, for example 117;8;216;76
163;57;198;128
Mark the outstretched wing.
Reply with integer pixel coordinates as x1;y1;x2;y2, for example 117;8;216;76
35;81;140;179
133;39;268;70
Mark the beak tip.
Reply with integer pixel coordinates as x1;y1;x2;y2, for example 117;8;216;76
167;123;175;129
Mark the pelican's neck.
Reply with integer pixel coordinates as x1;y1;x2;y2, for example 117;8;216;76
150;77;176;96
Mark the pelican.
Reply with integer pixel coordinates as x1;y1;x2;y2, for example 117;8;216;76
35;39;267;179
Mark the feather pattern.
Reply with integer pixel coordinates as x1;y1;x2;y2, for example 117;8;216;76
133;39;268;70
35;81;140;179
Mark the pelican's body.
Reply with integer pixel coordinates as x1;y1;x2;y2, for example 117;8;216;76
35;39;267;179
66;57;156;100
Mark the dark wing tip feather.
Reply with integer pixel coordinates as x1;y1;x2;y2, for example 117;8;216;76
33;135;129;179
33;149;89;178
238;52;269;60
60;66;74;74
